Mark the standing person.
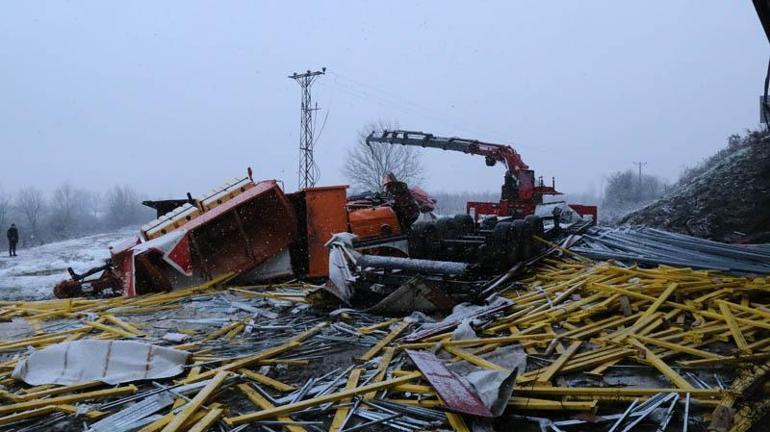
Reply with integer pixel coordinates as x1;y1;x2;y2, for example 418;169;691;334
7;224;18;257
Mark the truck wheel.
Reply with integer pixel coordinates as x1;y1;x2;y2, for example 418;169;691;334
453;214;475;236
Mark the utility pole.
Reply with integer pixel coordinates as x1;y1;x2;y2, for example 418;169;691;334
289;67;326;190
633;161;647;199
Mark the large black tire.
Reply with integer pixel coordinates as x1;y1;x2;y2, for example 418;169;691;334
408;221;431;258
508;219;526;263
421;223;439;259
452;214;475;236
435;217;459;240
479;216;498;230
524;215;544;254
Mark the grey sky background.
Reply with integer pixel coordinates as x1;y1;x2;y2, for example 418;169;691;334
1;2;766;200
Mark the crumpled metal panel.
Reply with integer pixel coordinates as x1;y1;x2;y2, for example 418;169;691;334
406;350;493;417
87;392;174;432
405;299;512;342
368;276;455;314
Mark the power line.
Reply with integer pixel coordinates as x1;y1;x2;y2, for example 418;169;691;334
289;67;326;190
323;72;544;153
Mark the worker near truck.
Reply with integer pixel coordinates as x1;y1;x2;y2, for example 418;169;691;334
7;224;18;257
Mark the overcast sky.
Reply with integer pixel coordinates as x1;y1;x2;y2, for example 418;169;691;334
1;2;766;200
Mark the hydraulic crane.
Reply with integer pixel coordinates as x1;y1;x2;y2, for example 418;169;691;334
366;129;597;221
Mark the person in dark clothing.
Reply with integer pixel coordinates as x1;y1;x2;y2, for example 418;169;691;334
7;224;18;257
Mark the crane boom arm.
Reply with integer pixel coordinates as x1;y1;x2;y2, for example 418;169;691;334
365;130;529;172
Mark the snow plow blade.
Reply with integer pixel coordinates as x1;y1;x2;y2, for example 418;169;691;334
55;179;298;298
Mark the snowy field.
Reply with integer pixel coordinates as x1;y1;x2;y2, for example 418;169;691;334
0;227;136;300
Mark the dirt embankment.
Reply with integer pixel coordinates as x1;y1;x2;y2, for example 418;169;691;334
621;132;770;242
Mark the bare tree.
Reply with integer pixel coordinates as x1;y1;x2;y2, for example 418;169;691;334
343;121;424;192
49;182;90;239
16;187;45;245
105;185;143;228
0;188;11;248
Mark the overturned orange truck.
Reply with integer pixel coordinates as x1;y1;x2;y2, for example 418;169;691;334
54;172;422;298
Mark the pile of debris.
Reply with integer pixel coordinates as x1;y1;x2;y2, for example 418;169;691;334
621;131;770;243
2;129;769;431
568;226;770;274
2;250;770;431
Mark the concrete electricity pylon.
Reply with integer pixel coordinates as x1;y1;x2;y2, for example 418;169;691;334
633;161;648;199
289;68;326;190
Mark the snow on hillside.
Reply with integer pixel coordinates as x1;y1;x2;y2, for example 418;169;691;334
621;132;770;242
0;227;137;300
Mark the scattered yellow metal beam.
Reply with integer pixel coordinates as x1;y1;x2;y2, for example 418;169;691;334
162;371;229;432
357;321;409;362
224;372;422;425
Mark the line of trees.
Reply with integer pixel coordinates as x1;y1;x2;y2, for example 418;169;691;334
600;170;668;223
0;183;153;248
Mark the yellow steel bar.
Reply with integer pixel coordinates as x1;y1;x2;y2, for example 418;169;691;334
180;341;300;384
357;321;409;362
524;284;585;320
239;368;296;392
445;412;471;432
520;293;605;325
598;312;662;343
364;347;396;399
443;345;508;372
509;397;597;411
518;347;636;381
679;352;770;367
138;399;186;432
108;305;183;315
0;389;20;403
594;284;770;331
258;359;310;366
390;396;593;412
586;359;620;378
329;368;363;432
0;328;77;349
356;319;398;335
162;371;229;432
0;385;138;415
386;398;442;408
629;339;696;390
561;313;639;340
615;283;676;340
0;406;58;426
199;319;248;343
239;383;307;432
187;407;224;432
83;320;138;338
533;235;592;262
224;372;422;425
224;323;245;340
718;302;751;354
0;334;70;352
535;341;581;384
689;288;732;306
102;314;145;336
53;404;107;419
187;366;201;381
634;335;725;360
399;333;551;350
392;383;434;394
513;386;723;398
289;322;329;343
228;288;307;303
483;306;536;333
17;381;103;401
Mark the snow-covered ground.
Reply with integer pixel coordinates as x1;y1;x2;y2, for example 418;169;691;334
0;227;137;300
